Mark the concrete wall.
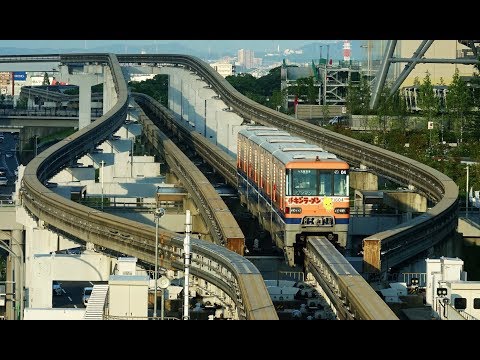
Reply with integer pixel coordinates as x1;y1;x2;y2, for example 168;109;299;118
348;215;403;236
350;171;378;191
154;66;244;155
50;167;95;184
458;218;480;238
24;308;86;320
28;251;112;308
383;191;427;213
0;208;23;230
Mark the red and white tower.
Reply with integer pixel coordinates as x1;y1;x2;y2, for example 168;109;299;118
343;40;351;61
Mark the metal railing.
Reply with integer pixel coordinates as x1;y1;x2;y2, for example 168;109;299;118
402;272;427;287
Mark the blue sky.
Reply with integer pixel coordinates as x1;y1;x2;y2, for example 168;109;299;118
0;40;343;52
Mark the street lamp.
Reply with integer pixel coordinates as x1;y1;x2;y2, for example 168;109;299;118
158;276;170;320
0;234;24;320
153;202;165;319
129;137;134;178
466;164;469;219
100;160;105;210
34;135;38;157
183;210;191;320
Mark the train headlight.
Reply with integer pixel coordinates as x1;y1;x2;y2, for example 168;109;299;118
334;207;349;214
286;207;302;214
437;287;448;296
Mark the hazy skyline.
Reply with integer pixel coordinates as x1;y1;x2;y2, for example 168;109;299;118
0;40;343;52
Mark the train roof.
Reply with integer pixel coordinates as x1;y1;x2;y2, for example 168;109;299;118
239;126;290;139
239;125;345;165
271;144;340;164
251;135;308;147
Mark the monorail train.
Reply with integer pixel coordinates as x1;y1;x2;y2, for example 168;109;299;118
237;126;350;266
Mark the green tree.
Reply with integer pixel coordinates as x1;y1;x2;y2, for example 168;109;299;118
129;74;168;108
0;255;6;281
306;76;317;104
359;76;371;115
269;90;284;111
42;72;50;86
15;97;27;109
418;72;437;152
446;68;473;145
346;78;360;115
418;72;436;123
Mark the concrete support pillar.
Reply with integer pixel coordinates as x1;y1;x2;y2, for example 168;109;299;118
168;72;182;121
205;97;225;146
383;192;427;213
78;76;93;129
57;64;104;129
195;87;216;137
103;65;116;114
27;96;34;109
11;230;24;320
350;171;378;191
215;110;243;157
181;76;190;122
6;255;14;320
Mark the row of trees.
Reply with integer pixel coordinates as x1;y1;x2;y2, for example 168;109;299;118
128;74;168;107
226;67;285;111
343;68;480;195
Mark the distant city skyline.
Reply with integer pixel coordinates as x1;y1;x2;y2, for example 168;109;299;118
0;40;344;53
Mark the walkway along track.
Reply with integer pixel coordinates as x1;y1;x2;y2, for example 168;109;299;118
17;53;277;320
4;52;458;317
117;54;459;274
135;93;399;320
134;101;244;253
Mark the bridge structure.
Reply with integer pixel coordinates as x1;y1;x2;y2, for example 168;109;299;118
369;40;480;109
0;51;461;320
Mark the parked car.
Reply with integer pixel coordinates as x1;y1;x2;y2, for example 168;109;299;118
52;281;63;296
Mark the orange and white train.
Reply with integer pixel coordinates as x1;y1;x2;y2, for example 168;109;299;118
237;126;350;266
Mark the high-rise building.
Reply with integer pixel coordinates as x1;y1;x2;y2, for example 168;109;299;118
343;40;351;61
397;40;475;86
237;49;255;69
363;40;476;86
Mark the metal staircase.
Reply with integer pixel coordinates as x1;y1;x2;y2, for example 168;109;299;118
83;284;109;320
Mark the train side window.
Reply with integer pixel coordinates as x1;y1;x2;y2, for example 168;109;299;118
286;169;291;196
474;298;480;309
254;148;258;183
454;297;467;310
260;151;264;189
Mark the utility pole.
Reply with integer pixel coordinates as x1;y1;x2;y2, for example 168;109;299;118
183;210;191;320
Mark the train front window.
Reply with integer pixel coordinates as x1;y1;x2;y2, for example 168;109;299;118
333;171;348;196
289;169;340;196
291;169;317;196
318;171;333;196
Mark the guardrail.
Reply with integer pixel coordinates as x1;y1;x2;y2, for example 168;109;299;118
15;53;276;320
115;54;458;275
133;93;238;187
5;52;459;317
135;101;245;254
0;108;102;118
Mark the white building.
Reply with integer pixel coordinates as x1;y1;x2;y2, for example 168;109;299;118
129;74;155;82
237;49;254;69
210;62;235;78
425;257;480;320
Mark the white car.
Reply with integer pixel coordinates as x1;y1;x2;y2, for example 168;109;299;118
52;281;63;296
82;287;93;306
